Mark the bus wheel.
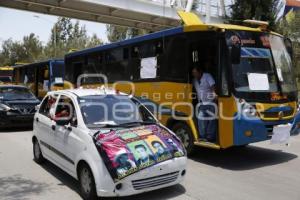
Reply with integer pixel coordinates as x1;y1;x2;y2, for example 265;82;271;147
172;122;195;155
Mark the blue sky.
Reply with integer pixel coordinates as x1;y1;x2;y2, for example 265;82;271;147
0;7;108;48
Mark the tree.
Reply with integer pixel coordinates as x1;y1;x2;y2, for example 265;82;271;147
0;17;104;66
0;34;44;66
229;0;280;28
45;17;103;58
277;11;300;80
106;24;149;43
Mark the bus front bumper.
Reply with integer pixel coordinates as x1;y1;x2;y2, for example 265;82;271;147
233;116;293;146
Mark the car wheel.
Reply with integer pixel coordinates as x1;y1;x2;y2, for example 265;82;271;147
172;122;195;156
79;163;98;200
33;139;45;164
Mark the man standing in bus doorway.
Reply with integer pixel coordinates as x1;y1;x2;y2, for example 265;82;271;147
192;65;217;142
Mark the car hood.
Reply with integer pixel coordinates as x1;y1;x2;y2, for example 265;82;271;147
2;99;40;106
93;124;185;182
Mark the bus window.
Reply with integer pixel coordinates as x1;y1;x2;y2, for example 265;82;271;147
134;40;164;80
79;53;104;85
165;36;188;81
65;56;84;84
37;64;49;93
105;48;129;82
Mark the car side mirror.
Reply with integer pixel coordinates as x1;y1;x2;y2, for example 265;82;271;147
35;104;40;111
228;34;241;64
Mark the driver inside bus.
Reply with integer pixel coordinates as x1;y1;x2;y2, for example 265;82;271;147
192;64;217;142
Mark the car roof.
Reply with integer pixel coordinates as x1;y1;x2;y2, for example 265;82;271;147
49;88;128;98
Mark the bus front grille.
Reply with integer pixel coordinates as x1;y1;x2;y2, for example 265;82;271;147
261;110;294;119
132;171;179;190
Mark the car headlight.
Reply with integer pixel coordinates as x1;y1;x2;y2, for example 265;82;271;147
239;99;257;118
0;103;11;111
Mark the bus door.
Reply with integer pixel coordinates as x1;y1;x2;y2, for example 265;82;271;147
216;36;236;149
37;64;50;99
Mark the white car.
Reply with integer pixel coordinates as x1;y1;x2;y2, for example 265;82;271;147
32;88;187;199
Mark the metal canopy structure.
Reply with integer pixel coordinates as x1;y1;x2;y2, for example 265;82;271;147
0;0;230;31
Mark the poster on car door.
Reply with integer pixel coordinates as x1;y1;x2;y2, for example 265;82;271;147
94;124;185;182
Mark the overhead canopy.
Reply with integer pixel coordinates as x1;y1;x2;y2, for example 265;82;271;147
0;0;182;31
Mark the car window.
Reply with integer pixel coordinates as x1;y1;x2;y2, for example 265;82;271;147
39;95;58;118
55;95;77;127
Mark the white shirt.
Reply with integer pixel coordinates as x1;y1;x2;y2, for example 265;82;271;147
193;73;216;105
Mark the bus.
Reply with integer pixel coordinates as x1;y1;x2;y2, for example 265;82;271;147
0;66;13;83
63;12;298;153
13;59;66;99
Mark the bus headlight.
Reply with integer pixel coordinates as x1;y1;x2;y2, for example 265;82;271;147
239;99;257;118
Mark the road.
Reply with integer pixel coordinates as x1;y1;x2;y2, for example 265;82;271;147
0;129;300;200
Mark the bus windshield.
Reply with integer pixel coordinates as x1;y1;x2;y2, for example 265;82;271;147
232;47;279;93
226;31;297;100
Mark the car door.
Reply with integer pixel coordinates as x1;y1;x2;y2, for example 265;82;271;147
52;94;84;174
35;94;58;160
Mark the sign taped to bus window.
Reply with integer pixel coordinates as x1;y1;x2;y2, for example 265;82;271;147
247;73;270;91
140;57;157;79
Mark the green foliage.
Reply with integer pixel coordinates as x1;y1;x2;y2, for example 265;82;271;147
0;17;103;66
0;34;43;66
276;11;300;83
45;18;103;58
106;24;149;43
229;0;279;29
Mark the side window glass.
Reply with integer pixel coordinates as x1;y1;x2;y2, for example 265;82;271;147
39;95;58;118
55;95;77;126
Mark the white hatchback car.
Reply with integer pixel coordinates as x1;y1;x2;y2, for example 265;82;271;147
32;89;187;199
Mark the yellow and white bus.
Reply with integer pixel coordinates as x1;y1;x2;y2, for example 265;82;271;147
63;13;298;153
0;66;13;83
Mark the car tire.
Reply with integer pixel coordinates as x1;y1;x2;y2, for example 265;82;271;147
33;139;45;164
78;163;98;200
172;122;196;156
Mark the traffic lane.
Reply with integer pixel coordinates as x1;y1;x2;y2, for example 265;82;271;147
0;130;82;200
0;130;300;200
0;130;189;200
186;136;300;200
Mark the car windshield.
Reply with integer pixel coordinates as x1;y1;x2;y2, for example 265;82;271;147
0;87;36;100
79;95;156;128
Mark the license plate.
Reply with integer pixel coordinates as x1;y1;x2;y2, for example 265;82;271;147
271;124;292;144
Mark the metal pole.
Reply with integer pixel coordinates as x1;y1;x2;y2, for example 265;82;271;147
185;0;195;12
220;0;226;17
54;23;57;58
206;0;211;23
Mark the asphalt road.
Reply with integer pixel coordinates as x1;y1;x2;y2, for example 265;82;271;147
0;129;300;200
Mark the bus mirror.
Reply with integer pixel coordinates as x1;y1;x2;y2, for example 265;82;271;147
284;38;293;59
228;34;241;64
231;44;241;64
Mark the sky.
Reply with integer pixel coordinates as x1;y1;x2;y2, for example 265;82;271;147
0;7;108;48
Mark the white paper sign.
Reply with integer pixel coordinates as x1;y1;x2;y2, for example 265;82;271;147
271;124;291;144
247;73;270;91
55;77;63;84
140;57;157;79
43;80;49;91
